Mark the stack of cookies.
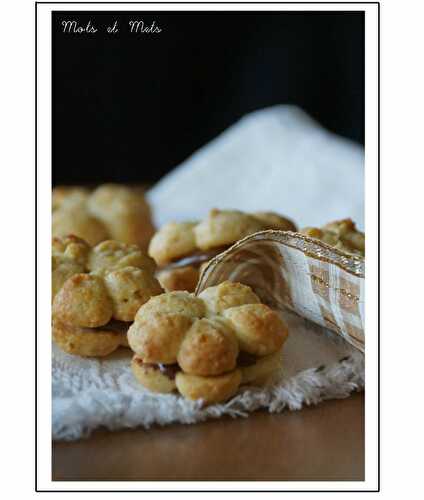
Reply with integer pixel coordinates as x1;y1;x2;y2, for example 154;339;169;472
148;208;297;292
52;235;163;357
128;281;289;404
52;184;365;404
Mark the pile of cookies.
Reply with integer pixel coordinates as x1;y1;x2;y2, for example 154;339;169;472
149;208;297;292
52;184;364;404
300;219;365;256
52;184;155;250
128;281;288;403
52;235;162;357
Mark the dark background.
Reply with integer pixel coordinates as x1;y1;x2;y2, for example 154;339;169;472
52;11;364;186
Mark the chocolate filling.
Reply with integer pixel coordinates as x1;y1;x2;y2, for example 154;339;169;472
134;353;258;381
161;246;230;271
135;357;180;380
237;351;258;367
92;319;131;335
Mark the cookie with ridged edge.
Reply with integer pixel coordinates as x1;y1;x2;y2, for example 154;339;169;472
104;267;163;321
52;236;163;357
52;234;91;264
128;280;289;404
300;218;364;256
52;235;91;302
88;240;156;276
52;184;155;249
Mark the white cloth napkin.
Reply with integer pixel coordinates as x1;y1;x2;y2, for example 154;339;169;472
147;105;364;229
52;311;364;440
52;106;365;440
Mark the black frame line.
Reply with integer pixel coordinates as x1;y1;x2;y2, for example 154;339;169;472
35;0;38;492
37;2;379;4
36;0;380;492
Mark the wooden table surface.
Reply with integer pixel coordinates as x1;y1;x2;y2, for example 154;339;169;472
52;391;364;482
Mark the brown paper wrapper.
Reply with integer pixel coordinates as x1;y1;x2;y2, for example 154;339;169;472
195;230;365;352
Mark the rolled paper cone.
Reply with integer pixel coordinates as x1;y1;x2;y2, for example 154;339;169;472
195;230;365;353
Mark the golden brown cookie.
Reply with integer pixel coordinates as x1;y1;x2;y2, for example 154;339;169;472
54;273;114;328
88;240;156;276
53;319;128;358
194;209;265;251
157;266;200;293
104;267;163;321
131;355;178;393
253;211;297;232
52;235;92;301
128;281;289;404
148;221;198;266
128;313;192;364
52;234;91;264
198;280;261;314
128;291;205;362
177;317;239;376
148;209;297;293
52;236;163;357
300;218;365;256
175;370;242;404
223;304;288;356
52;186;90;211
52;257;85;301
134;290;205;319
239;349;283;385
88;184;155;250
52;184;155;249
52;204;110;246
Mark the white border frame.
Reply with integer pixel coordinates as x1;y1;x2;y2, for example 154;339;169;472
36;2;379;491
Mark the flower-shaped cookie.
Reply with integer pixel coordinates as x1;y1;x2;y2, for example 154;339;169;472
300;219;365;256
149;209;297;293
52;184;155;250
128;281;289;404
52;235;163;357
